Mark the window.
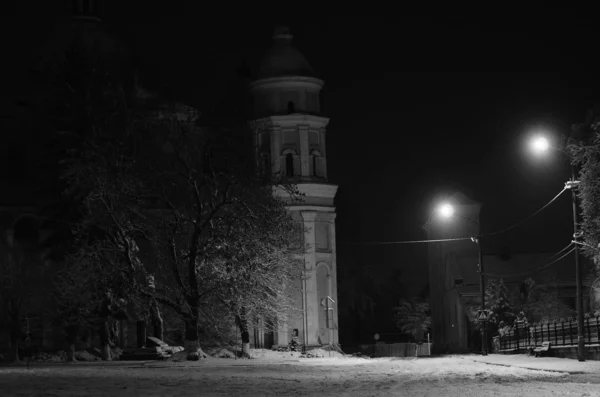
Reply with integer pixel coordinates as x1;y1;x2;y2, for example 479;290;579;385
286;153;294;177
311;150;321;177
287;101;295;113
316;223;330;251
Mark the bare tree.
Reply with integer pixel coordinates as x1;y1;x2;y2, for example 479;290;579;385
0;215;47;363
570;117;600;312
517;278;574;323
53;241;137;361
139;107;304;359
0;229;30;362
62;102;303;360
221;218;304;356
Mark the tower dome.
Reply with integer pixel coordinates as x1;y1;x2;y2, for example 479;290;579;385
257;26;315;79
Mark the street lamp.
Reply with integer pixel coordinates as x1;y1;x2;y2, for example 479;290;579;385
528;134;585;362
529;135;550;154
437;202;488;356
438;203;455;219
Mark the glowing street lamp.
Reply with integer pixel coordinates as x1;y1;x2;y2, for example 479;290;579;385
529;135;550;154
436;202;488;356
438;203;455;219
527;133;585;362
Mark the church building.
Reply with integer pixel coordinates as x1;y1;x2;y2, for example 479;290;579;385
248;27;340;349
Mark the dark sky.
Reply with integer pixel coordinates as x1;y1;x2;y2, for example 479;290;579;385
3;4;600;297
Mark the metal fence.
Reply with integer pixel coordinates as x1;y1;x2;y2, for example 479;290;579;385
351;343;433;357
498;314;600;352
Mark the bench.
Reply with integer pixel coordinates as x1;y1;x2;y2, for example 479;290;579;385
533;342;551;357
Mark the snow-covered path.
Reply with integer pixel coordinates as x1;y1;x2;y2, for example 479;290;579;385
1;355;599;396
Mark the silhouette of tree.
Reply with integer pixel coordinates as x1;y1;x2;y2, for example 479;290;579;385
517;278;574;323
393;298;431;340
0;218;36;362
569;107;600;312
338;266;377;343
485;279;514;325
63;103;302;360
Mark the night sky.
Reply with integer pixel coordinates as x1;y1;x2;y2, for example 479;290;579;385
2;5;600;326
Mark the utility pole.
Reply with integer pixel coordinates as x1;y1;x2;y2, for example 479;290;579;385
473;235;487;356
567;167;585;362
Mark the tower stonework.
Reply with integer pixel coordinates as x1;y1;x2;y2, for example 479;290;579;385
248;26;339;348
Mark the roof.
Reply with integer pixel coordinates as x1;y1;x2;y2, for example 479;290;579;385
256;26;315;80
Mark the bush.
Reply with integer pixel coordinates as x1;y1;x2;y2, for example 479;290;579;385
288;335;300;352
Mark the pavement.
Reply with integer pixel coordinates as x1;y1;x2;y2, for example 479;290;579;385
463;353;600;374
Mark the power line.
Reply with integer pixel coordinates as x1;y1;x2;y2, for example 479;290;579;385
486;245;575;279
548;241;575;260
483;188;568;237
341;236;473;245
340;188;569;246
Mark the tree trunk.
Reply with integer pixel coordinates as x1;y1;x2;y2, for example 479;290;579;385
10;338;20;363
236;309;251;358
184;317;207;360
241;332;250;357
590;280;599;312
99;318;112;361
8;302;21;363
65;325;78;362
152;301;164;341
67;344;76;362
355;314;361;344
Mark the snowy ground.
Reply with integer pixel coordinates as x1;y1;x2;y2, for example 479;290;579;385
1;351;600;396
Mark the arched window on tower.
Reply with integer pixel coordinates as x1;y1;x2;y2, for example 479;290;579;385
286;153;294;177
287;101;295;114
311;150;321;177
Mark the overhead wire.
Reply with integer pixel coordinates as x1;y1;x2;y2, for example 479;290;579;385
482;187;567;237
547;241;575;260
343;236;473;245
340;188;568;246
485;244;575;279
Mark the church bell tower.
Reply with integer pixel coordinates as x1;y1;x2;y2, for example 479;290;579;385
248;26;339;348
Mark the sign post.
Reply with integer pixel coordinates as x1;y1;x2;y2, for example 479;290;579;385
477;310;491;322
321;296;336;356
477;310;491;355
427;333;430;356
373;333;379;357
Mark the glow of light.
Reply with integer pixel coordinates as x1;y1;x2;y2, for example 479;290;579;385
438;203;455;219
530;135;550;154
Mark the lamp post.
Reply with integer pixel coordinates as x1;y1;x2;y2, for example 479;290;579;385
529;135;585;362
471;234;487;355
437;203;487;355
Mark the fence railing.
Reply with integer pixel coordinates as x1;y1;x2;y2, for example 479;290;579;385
350;343;433;357
498;314;600;352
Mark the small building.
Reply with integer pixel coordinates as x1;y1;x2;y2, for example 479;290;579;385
423;191;480;354
424;190;593;354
